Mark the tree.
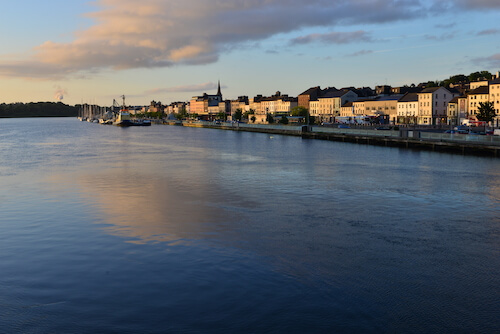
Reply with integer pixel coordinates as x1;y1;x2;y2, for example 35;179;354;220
278;115;289;124
469;71;492;82
233;108;243;121
291;106;310;124
250;116;256;123
243;108;255;120
175;106;188;120
476;102;497;123
291;106;309;117
422;80;441;88
266;114;274;124
217;111;227;121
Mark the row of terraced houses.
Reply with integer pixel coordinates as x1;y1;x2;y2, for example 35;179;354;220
161;73;500;126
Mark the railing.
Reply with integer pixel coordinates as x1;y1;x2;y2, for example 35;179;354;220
420;132;500;144
182;120;303;132
180;121;500;145
311;127;400;137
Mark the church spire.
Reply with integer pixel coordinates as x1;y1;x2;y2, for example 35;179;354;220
217;80;222;97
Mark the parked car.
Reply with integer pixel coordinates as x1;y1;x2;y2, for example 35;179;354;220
454;125;469;131
375;126;391;130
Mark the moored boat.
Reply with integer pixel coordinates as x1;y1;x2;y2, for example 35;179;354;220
113;95;134;127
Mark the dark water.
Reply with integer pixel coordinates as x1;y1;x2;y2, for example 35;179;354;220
0;118;498;333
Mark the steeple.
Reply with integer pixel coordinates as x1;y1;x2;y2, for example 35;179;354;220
217;80;222;98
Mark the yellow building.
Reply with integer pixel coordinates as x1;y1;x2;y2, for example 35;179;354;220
316;90;358;122
490;78;500;127
417;87;459;125
446;96;467;126
467;86;489;119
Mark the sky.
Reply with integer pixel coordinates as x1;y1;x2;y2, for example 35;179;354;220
0;0;499;106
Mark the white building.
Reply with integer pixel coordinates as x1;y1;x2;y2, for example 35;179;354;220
397;93;419;124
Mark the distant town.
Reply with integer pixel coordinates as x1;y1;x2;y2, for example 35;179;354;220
138;70;500;128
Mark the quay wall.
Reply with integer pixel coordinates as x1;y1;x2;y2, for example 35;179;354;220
167;121;500;157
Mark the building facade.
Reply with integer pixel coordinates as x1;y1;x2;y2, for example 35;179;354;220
397;93;419;124
417;87;458;125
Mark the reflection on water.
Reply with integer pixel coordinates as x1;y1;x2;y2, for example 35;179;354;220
0;118;499;333
75;169;239;244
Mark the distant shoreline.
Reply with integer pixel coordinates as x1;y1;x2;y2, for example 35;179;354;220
0;115;76;118
0;102;78;118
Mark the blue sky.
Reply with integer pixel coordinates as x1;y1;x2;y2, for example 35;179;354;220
0;0;499;106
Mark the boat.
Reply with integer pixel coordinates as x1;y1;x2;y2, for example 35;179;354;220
99;110;115;125
132;119;152;126
113;95;134;127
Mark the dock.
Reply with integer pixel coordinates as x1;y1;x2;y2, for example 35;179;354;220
166;120;500;157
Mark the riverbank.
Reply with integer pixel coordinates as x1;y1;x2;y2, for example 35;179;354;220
167;120;500;157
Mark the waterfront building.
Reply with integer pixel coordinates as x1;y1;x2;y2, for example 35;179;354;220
447;96;468;126
417;87;459;125
230;96;249;115
248;95;266;123
298;86;323;111
218;100;231;118
317;89;358;123
297;86;338;112
340;101;354;118
260;92;297;117
364;95;402;124
189;81;223;119
352;99;368;116
489;77;500;127
165;102;188;115
249;95;264;114
397;93;419;124
467;86;489;120
208;105;219;116
309;100;320;119
147;100;164;114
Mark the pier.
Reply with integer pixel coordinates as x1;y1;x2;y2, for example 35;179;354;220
169;120;500;157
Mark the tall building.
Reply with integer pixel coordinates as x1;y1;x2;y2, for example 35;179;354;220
189;81;223;119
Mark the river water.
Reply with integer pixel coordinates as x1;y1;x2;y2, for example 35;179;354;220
0;118;498;333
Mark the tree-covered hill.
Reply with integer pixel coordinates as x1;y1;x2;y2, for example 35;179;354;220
0;102;78;118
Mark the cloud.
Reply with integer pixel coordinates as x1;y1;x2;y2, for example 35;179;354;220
476;29;500;36
431;0;500;11
145;82;222;95
0;0;445;79
435;23;456;29
454;0;500;9
346;50;374;57
424;32;456;41
474;53;500;67
290;30;373;45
